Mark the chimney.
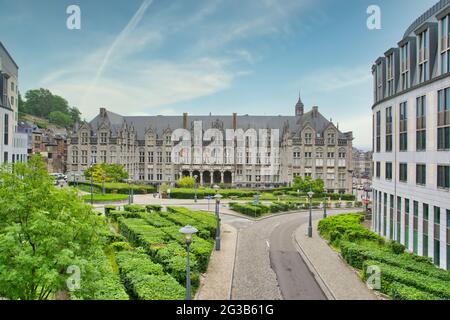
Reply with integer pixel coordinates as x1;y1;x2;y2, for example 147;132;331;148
183;113;188;129
312;106;318;117
100;107;107;117
233;113;237;130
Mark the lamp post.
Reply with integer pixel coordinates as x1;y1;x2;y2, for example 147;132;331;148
307;190;314;237
127;178;132;205
89;162;94;205
213;184;220;194
214;193;222;251
179;225;198;300
323;187;327;219
194;175;198;203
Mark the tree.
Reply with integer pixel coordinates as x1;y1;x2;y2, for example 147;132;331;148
293;176;325;194
84;164;128;183
0;156;106;300
92;165;108;194
177;176;195;188
69;107;82;124
49;111;72;128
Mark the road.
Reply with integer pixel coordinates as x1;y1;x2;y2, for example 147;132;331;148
221;208;360;300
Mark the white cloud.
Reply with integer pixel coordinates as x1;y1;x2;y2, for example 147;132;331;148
299;65;372;93
338;114;372;149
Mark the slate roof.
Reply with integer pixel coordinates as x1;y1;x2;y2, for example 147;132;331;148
86;108;350;140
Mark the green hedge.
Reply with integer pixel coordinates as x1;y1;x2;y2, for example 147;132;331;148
72;249;129;300
124;204;146;212
107;210;147;223
362;260;450;299
390;282;443;300
82;193;129;203
340;241;450;281
116;249;184;300
168;188;257;199
119;218;169;254
104;205;117;216
164;207;216;239
318;213;384;246
146;204;162;212
71;182;156;195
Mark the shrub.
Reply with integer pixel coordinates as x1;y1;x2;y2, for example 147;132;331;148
362;260;450;299
119;218;169;254
111;241;133;252
387;240;406;255
72;182;155;194
146;204;162;212
107;210;147;223
104;205;117;216
390;282;443;300
115;249;184;300
124;204;146;212
82;193;129;203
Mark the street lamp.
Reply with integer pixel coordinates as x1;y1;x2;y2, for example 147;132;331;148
127;178;133;205
179;225;198;300
213;184;220;194
89;162;95;205
307;190;314;238
194;175;198;203
323;187;328;219
214;193;223;251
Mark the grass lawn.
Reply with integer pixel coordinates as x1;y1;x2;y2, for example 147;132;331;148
82;193;129;203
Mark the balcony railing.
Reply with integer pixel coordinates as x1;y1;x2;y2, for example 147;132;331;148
338;139;347;146
315;138;324;146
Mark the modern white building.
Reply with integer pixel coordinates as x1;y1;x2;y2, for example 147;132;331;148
0;42;28;165
371;0;450;269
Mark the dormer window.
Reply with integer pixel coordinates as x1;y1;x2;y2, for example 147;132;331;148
440;14;450;74
400;43;410;90
376;62;383;100
304;132;312;145
100;132;108;144
81;132;88;144
386;54;395;96
418;29;429;83
327;132;335;145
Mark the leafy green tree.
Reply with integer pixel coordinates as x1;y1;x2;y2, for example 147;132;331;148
293;176;325;194
177;176;196;188
69;107;82;124
0;156;106;300
92;166;108;194
49;111;72;128
84;164;128;183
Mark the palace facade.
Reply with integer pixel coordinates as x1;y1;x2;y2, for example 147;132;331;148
67;95;354;192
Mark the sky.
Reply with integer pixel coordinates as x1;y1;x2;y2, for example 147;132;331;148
0;0;440;149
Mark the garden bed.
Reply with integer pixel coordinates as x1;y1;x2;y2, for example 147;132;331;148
318;213;450;300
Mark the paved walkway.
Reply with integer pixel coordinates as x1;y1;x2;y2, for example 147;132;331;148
195;223;237;300
294;220;379;300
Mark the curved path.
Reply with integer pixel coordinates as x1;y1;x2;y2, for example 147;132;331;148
221;208;360;300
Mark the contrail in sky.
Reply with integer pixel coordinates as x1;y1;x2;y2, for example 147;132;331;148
81;0;154;109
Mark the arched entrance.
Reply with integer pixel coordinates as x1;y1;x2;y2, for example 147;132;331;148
213;171;222;184
182;170;190;177
202;171;211;185
223;171;232;185
192;170;201;183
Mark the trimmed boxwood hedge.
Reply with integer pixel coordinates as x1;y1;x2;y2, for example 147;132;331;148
116;249;184;300
146;204;162;212
72;249;129;300
71;181;156;195
340;241;450;282
169;188;257;199
123;204;146;212
362;260;450;299
390;282;443;300
107;210;147;222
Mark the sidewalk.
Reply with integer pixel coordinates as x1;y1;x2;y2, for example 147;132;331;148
195;223;237;300
294;221;379;300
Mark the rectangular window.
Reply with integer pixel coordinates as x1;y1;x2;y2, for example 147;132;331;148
4;114;8;145
396;197;402;242
437;88;450;150
416;164;426;185
376;162;381;178
437;165;450;189
413;201;419;254
376;111;381;152
434;207;441;266
423;204;429;257
416;96;426;151
399;102;408;151
386;107;393;152
401;43;410;90
385;162;392;180
399;163;408;182
405;199;410;247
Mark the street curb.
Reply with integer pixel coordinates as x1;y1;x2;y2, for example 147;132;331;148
228;225;238;300
292;225;337;301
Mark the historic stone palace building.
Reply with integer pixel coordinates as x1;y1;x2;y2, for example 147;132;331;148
67;95;354;192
